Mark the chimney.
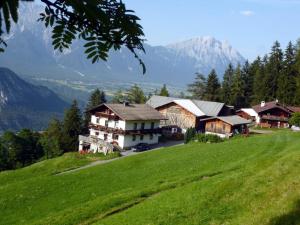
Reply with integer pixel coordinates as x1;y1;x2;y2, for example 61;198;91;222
261;101;265;107
123;101;129;107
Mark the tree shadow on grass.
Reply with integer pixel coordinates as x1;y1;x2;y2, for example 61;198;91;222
268;200;300;225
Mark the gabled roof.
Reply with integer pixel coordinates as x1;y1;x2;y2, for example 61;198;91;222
146;95;181;108
252;101;291;114
192;100;225;117
88;103;166;121
174;99;205;117
201;115;251;126
287;106;300;113
147;96;225;117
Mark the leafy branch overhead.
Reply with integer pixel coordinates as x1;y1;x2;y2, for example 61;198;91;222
0;0;146;73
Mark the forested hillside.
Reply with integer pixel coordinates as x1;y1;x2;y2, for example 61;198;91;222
188;40;300;108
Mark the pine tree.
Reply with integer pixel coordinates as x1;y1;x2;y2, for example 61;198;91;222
40;119;63;159
204;69;221;101
62;100;83;152
241;61;254;107
265;41;283;100
159;84;169;97
188;73;207;99
84;89;107;132
277;41;297;105
221;63;234;104
127;84;146;104
231;65;245;108
293;39;300;105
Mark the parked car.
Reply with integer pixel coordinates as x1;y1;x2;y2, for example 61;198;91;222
132;143;151;152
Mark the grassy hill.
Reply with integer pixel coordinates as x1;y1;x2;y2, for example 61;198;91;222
1;131;300;225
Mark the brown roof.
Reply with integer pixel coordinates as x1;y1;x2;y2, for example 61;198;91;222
252;101;291;114
287;106;300;113
89;103;166;121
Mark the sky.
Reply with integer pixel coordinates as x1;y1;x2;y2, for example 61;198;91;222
123;0;300;61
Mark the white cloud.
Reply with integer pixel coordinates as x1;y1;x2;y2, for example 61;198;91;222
240;10;255;16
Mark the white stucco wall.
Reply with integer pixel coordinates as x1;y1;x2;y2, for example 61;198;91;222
123;134;159;148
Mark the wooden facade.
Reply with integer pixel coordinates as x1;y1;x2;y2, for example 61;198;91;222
205;118;249;137
258;108;290;128
157;102;197;130
236;110;255;121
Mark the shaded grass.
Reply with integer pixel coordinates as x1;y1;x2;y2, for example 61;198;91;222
0;131;300;225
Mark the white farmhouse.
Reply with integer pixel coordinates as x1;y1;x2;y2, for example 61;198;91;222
79;103;166;153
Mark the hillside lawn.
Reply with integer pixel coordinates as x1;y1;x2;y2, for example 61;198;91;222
1;131;300;225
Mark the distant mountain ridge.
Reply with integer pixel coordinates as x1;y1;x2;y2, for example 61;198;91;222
0;67;68;132
0;3;245;86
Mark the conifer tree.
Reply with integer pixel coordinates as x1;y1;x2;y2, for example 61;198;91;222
204;69;221;101
293;39;300;105
159;84;170;97
127;84;146;104
188;73;207;99
40;119;63;159
231;65;245;108
241;61;254;107
221;63;234;104
84;89;107;132
62;100;83;152
277;41;297;105
265;41;283;100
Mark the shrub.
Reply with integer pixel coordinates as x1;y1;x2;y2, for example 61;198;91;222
195;133;223;143
289;112;300;127
184;127;196;144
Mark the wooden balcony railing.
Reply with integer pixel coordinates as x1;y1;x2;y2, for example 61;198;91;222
94;112;119;120
261;115;289;122
205;128;227;134
89;123;162;135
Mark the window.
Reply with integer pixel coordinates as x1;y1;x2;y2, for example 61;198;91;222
133;123;138;130
113;134;119;140
105;120;109;127
150;134;153;140
115;121;119;128
151;122;155;129
222;124;226;132
210;123;214;129
96;118;100;124
104;134;108;140
95;132;99;136
141;123;145;130
140;135;144;141
132;135;136;141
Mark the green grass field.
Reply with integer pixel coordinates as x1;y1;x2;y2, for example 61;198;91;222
1;131;300;225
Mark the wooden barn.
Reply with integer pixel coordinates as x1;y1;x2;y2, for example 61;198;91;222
147;96;234;133
201;115;250;138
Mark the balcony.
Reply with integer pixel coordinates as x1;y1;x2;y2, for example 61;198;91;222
205;128;227;135
261;115;289;122
94;112;119;120
89;123;161;135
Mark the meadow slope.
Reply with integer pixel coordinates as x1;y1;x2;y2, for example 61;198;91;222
1;131;300;225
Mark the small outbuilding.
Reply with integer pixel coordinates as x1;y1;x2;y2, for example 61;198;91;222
201;115;251;138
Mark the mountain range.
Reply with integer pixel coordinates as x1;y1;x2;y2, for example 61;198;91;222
0;3;245;87
0;67;68;132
